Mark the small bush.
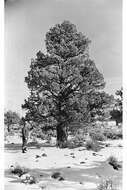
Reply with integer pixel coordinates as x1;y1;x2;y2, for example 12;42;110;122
89;130;105;141
103;129;122;140
75;131;85;141
67;139;84;149
108;156;118;166
108;156;122;170
67;133;85;148
85;139;101;152
97;178;114;190
51;172;62;179
10;165;29;177
10;165;37;184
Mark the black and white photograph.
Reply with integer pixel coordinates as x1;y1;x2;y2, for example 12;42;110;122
3;0;123;189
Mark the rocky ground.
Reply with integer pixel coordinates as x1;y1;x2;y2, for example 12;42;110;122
4;136;122;190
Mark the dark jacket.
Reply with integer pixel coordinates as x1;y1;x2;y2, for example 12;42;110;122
22;126;28;139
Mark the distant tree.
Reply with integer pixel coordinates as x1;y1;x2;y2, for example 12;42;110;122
22;21;105;148
115;88;123;111
4;110;20;132
110;88;123;126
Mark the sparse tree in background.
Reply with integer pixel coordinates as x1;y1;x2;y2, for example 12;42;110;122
115;88;123;112
110;88;123;126
4;110;20;132
22;21;105;148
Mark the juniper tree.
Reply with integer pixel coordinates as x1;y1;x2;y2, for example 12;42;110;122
22;21;105;147
4;110;20;132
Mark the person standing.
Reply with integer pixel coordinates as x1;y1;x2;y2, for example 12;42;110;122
21;117;29;153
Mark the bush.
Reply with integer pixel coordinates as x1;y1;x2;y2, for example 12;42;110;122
10;164;37;184
67;138;84;149
108;156;122;170
97;178;114;190
103;129;122;140
85;139;101;152
103;130;114;139
89;130;105;141
51;172;62;179
75;132;85;142
108;156;118;166
10;165;29;177
67;132;85;148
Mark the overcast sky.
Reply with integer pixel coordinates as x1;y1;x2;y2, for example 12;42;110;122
5;0;122;115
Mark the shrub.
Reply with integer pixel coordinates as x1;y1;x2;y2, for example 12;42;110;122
103;130;113;139
51;172;62;179
67;132;85;149
67;138;84;149
85;139;101;152
75;132;85;142
97;178;114;190
108;156;122;170
10;165;29;177
103;129;122;140
108;156;118;166
10;164;37;184
89;130;105;141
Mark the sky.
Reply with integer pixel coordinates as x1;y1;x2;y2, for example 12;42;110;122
4;0;122;115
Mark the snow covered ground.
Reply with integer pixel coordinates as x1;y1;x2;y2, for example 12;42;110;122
4;137;122;190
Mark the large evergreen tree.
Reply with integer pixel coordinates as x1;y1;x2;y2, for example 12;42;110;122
22;21;105;147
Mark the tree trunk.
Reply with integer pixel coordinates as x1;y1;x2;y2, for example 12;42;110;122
56;123;67;148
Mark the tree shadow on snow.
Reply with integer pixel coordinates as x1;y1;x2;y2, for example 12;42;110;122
4;142;56;152
5;160;122;189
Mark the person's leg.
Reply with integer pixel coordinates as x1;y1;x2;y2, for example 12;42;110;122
22;137;27;153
